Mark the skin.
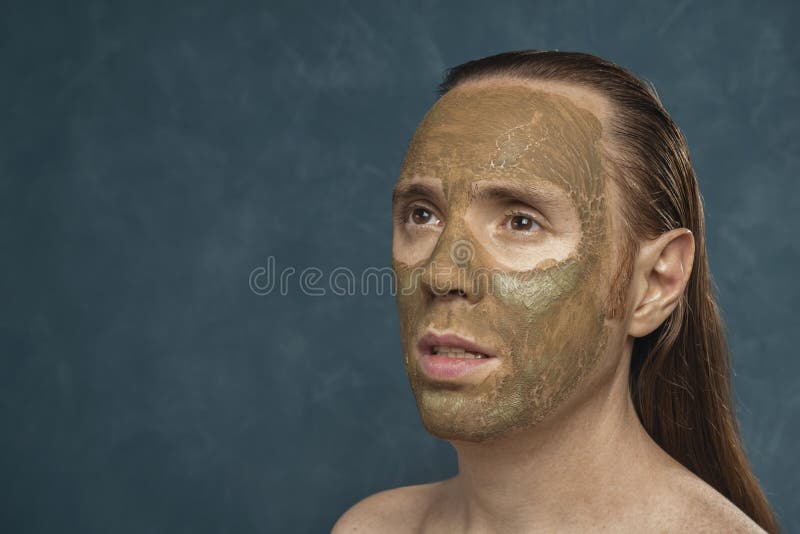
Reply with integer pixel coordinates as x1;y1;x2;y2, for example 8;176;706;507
333;78;765;533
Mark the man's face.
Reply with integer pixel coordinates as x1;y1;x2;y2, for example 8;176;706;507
391;81;617;442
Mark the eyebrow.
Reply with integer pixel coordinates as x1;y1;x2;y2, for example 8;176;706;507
469;180;569;210
391;181;443;205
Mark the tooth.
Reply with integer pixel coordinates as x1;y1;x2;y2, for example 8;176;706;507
430;345;488;359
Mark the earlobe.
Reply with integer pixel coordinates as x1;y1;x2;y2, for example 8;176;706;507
627;229;695;338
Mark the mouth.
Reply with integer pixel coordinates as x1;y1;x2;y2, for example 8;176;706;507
415;331;498;381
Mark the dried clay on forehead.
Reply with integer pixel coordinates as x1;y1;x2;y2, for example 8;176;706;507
402;88;604;194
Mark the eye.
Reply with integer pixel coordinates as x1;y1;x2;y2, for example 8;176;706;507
407;205;442;227
503;212;542;233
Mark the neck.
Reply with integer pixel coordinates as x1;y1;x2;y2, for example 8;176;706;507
436;344;675;532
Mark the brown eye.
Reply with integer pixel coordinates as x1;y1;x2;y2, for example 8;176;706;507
410;207;438;225
510;214;537;231
411;207;430;224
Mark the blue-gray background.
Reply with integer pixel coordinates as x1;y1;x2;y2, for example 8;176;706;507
1;1;797;532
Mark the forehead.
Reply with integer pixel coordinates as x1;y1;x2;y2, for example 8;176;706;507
398;80;609;199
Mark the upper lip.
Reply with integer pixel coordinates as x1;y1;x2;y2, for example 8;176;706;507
417;330;497;358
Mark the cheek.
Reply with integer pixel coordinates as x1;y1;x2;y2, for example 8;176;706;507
392;262;425;330
391;265;416;365
472;262;608;422
490;258;582;316
392;227;438;265
489;259;607;368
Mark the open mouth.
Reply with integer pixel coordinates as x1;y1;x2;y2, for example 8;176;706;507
417;331;496;359
415;331;498;381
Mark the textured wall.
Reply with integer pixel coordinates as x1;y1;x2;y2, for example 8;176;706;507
1;1;797;532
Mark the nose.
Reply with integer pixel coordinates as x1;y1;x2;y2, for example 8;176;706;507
419;231;482;304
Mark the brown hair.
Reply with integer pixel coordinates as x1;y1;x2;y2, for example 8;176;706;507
436;50;778;533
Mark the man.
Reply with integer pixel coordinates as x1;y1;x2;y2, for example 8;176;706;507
334;51;776;533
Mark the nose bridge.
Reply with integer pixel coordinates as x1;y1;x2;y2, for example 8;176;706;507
431;179;474;268
434;223;475;269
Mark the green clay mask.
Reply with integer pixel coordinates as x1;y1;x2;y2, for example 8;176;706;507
392;82;613;441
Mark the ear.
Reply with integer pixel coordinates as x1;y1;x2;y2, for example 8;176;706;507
627;228;695;338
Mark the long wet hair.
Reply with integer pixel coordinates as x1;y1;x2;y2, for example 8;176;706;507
435;50;778;533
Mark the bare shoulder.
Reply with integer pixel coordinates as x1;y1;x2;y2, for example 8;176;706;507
331;480;445;534
652;468;767;533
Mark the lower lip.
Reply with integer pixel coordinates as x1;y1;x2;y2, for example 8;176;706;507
418;353;494;380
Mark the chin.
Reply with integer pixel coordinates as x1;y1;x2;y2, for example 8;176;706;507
414;397;548;443
420;413;549;444
412;372;593;445
421;418;501;443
